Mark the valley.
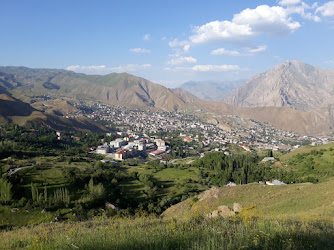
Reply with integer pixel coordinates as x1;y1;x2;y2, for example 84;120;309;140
3;0;334;249
1;63;334;249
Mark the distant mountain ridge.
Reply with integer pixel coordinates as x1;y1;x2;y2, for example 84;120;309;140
0;65;333;135
0;67;186;111
179;80;244;101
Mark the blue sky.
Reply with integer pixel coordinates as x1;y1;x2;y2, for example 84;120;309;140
1;0;334;87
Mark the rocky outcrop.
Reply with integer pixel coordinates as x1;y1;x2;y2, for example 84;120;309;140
206;203;243;219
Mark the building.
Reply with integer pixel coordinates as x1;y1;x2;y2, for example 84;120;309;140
56;131;63;137
154;139;165;147
138;143;146;151
110;138;127;148
266;180;286;185
226;181;237;187
183;137;192;142
262;157;275;162
96;145;110;155
149;149;165;156
114;149;130;161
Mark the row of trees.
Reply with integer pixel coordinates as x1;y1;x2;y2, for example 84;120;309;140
31;184;71;208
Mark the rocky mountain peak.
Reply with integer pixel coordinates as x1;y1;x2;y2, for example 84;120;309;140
225;60;334;112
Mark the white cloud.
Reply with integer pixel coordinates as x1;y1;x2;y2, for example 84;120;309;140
316;1;334;16
183;44;190;52
143;34;150;40
66;64;151;74
190;20;254;44
164;64;240;73
161;36;167;40
190;5;302;45
66;65;107;72
129;48;151;53
233;5;301;37
192;64;240;72
211;45;267;56
110;64;152;72
279;0;301;6
211;48;241;56
168;56;197;65
169;38;189;47
248;45;267;53
285;2;320;22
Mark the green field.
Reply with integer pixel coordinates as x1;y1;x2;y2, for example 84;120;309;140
163;180;334;220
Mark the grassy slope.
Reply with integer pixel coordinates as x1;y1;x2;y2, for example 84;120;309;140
1;211;334;249
163;180;334;220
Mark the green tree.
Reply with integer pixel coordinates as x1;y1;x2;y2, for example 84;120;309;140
0;178;12;204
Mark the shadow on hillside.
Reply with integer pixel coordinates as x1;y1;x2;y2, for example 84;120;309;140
0;99;35;117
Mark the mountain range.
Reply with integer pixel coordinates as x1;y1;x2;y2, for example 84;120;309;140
179;80;244;101
0;61;333;136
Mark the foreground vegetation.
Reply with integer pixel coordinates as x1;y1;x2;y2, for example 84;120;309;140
1;212;333;249
1;124;334;249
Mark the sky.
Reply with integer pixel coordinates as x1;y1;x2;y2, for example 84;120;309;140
1;0;334;87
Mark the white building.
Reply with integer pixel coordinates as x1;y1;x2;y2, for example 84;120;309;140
96;145;110;155
110;138;127;148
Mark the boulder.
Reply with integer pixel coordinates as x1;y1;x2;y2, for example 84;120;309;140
105;202;118;210
11;208;19;213
207;210;220;219
233;203;243;213
218;205;235;218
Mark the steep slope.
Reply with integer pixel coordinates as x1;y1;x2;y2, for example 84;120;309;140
225;60;334;112
0;94;109;132
179;80;244;101
0;94;40;123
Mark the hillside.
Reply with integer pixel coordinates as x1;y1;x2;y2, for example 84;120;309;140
0;67;186;111
0;94;109;132
163;180;334;220
170;89;332;135
0;94;45;124
179;80;244;101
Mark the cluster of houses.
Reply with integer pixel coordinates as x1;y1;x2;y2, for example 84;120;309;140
58;101;333;157
96;133;168;161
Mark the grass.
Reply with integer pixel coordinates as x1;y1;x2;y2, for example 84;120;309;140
0;206;54;229
153;168;197;181
123;165;209;199
162;180;334;220
0;214;333;249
